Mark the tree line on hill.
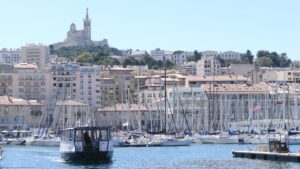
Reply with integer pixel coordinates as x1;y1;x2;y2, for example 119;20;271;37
255;50;292;67
216;50;292;68
50;45;294;69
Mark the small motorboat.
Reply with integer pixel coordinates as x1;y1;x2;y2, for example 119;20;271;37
60;126;113;162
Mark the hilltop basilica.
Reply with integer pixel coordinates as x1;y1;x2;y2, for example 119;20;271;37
52;9;108;50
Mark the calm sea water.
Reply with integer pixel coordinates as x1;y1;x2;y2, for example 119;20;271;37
0;144;300;169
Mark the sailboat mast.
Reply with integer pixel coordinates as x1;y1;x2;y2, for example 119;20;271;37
164;68;167;133
138;66;141;131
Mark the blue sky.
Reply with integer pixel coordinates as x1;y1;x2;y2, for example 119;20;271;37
1;0;299;60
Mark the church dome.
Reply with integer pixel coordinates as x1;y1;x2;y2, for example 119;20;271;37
70;23;76;32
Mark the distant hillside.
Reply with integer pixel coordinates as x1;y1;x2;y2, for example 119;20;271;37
49;45;123;60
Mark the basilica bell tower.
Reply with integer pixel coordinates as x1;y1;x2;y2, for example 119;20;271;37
83;8;91;40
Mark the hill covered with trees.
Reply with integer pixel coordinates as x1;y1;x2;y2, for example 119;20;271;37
50;46;293;69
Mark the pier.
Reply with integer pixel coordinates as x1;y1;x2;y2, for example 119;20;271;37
232;150;300;162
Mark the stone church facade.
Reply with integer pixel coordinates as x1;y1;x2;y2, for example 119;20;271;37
52;9;108;50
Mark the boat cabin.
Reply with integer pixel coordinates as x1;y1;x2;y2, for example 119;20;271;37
60;126;113;153
269;140;290;153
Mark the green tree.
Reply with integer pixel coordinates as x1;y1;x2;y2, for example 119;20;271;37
243;50;254;64
76;52;93;63
256;57;273;67
122;57;140;67
279;53;292;67
269;52;281;67
50;45;123;60
173;50;184;55
255;50;292;68
187;50;202;62
216;56;225;66
94;51;110;62
96;56;120;66
256;50;270;58
241;55;249;64
165;59;175;69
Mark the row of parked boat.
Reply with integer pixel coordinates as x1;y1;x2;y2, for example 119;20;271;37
197;131;300;145
113;131;192;147
2;130;300;147
0;130;60;146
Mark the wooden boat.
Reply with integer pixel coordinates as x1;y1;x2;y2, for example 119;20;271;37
60;126;113;162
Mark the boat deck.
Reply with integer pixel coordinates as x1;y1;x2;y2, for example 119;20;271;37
232;150;300;162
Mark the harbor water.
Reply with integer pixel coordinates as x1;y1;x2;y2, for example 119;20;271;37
1;144;300;169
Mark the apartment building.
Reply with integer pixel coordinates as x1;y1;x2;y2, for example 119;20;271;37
0;48;21;65
0;64;15;96
179;61;197;75
0;95;43;130
108;67;134;104
49;63;79;100
167;87;208;131
201;50;243;61
21;44;49;68
219;51;242;61
200;50;219;57
168;52;193;65
99;78;118;108
14;63;50;101
186;75;249;87
53;100;88;131
150;48;173;61
78;66;101;109
196;56;221;76
260;68;300;83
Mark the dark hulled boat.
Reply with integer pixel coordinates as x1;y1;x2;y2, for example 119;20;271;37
60;126;113;162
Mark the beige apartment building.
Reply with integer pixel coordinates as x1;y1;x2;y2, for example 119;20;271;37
14;63;50;101
0;64;15;96
0;95;43;130
21;44;49;68
96;103;150;131
78;66;101;109
261;68;300;83
186;75;249;87
52;100;88;132
196;56;221;76
0;63;50;102
99;78;118;108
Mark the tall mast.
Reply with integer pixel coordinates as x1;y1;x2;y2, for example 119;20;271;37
138;66;141;131
164;68;167;133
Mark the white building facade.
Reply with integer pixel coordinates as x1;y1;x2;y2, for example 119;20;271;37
219;51;242;61
78;66;101;110
201;50;242;61
169;52;193;65
150;48;173;61
196;56;221;76
0;48;21;65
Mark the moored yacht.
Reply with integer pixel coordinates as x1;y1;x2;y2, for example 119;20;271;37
60;126;113;162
